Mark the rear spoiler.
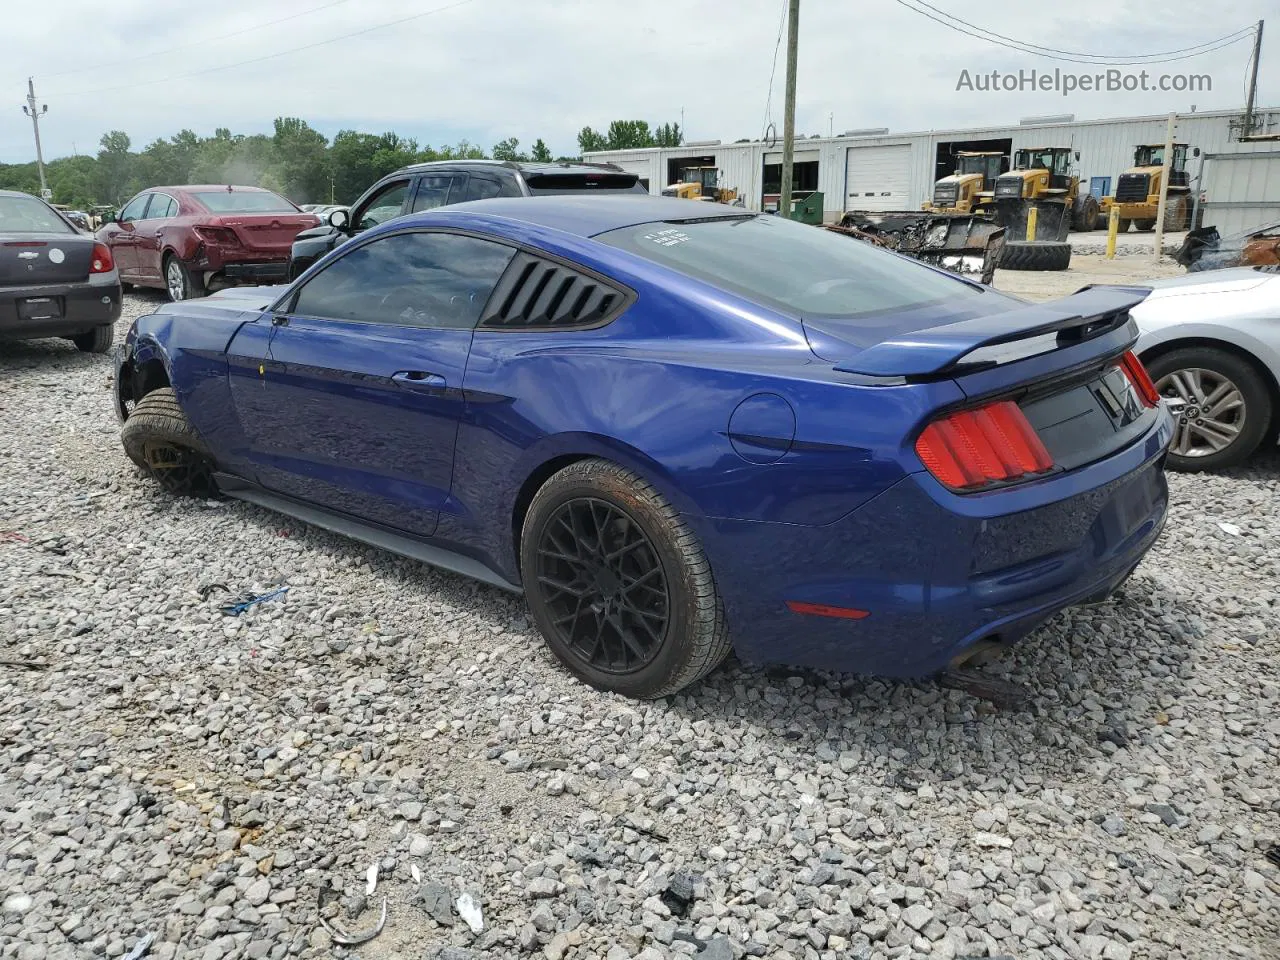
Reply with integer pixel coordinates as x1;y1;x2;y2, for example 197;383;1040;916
835;285;1151;378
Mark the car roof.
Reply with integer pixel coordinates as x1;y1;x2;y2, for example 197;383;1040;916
427;195;752;238
147;185;280;194
394;159;628;177
0;189;45;199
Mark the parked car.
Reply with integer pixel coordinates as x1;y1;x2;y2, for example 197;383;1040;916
97;185;320;301
1132;267;1280;470
0;189;121;352
115;196;1172;698
288;160;646;278
52;206;92;233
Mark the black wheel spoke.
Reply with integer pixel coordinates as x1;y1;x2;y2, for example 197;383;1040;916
534;496;670;676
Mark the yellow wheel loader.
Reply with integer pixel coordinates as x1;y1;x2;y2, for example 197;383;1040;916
661;166;739;204
1097;143;1194;233
992;146;1097;240
923;151;1005;215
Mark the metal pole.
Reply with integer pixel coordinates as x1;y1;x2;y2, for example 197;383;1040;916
1191;149;1206;229
779;0;800;219
1152;113;1176;262
1243;20;1264;138
24;78;48;197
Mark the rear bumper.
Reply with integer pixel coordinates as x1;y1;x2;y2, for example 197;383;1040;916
0;277;122;341
700;407;1174;678
221;261;290;282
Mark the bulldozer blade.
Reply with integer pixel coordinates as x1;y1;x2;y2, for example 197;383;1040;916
833;211;1007;285
996;198;1071;243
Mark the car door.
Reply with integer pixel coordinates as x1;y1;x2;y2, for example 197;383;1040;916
224;228;517;537
132;192;177;283
104;193;152;278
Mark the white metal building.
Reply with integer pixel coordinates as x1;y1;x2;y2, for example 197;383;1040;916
585;108;1280;223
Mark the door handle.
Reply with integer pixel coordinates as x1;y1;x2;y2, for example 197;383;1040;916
391;370;447;391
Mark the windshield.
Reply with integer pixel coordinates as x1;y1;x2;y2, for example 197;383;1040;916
596;214;984;319
192;191;298;213
0;194;73;234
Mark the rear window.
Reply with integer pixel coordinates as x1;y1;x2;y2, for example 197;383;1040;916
0;195;73;234
595;214;985;319
524;173;646;195
191;191;298;214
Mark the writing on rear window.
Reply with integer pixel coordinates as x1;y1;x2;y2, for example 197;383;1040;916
643;228;690;247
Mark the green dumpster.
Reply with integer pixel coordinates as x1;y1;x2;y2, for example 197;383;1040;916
789;191;824;225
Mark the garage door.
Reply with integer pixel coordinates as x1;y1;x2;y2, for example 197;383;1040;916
845;144;911;211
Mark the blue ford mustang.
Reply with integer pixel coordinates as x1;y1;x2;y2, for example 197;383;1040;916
114;196;1173;698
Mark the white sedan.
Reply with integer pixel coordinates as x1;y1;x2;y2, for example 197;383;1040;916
1132;268;1280;471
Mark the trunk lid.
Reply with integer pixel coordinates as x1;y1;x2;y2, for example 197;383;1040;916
0;234;96;285
218;215;318;254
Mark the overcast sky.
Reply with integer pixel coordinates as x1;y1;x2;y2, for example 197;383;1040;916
2;0;1274;164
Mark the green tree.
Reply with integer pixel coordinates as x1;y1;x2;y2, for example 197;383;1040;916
577;126;608;154
491;137;527;162
653;122;683;147
95;130;135;204
530;138;553;162
271;117;329;203
605;120;653;150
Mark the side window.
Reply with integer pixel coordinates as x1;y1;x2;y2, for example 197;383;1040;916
147;195;177;219
119;195;150;222
291;231;516;330
356;180;410;230
410;175;456;213
498;174;524;198
464;175;504;202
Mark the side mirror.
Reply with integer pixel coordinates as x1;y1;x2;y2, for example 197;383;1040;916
1074;151;1081;161
328;208;349;229
1193;147;1201;158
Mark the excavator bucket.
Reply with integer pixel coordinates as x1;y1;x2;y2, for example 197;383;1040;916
832;211;1007;285
996;198;1071;242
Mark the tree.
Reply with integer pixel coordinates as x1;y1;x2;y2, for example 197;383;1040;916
491;137;528;162
577;126;608;154
95;130;134;204
271;117;329;203
530;139;553;163
605;120;652;151
653;122;683;148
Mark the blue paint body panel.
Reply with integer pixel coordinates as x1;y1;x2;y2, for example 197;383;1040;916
116;196;1173;679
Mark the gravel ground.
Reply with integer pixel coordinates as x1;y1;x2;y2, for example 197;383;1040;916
1;285;1277;960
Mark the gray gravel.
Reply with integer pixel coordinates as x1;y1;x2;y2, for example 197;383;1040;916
1;291;1277;960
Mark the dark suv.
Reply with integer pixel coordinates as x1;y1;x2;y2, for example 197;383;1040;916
288;160;647;278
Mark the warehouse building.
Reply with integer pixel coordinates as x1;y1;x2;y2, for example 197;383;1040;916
584;107;1280;226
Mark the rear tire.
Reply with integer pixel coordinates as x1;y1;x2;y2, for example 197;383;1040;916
1144;347;1272;471
120;387;217;496
997;240;1072;271
1135;219;1156;232
1072;194;1098;232
71;324;114;354
164;254;205;302
1117;217;1133;234
520;458;731;699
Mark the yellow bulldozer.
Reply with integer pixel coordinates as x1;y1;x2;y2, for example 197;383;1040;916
1097;143;1194;232
922;151;1005;215
661;166;739;204
991;146;1098;239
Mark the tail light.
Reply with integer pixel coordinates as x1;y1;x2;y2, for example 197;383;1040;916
194;225;237;245
1120;351;1160;408
916;400;1054;491
90;242;114;274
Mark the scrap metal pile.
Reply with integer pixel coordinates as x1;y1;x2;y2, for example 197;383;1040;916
827;211;1006;285
1176;219;1280;272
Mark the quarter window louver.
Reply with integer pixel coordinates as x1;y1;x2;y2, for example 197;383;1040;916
479;252;628;328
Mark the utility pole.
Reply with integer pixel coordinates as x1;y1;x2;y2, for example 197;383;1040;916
1152;113;1176;263
779;0;800;218
22;78;49;199
1243;20;1264;138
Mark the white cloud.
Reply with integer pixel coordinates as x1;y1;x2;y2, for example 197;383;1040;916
2;0;1273;163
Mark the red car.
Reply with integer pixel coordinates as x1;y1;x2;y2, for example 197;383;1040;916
97;185;319;300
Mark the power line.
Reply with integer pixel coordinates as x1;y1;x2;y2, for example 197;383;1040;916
761;0;788;140
903;0;1256;63
48;0;482;99
35;0;357;82
891;0;1256;66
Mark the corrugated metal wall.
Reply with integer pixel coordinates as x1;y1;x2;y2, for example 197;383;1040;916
1197;145;1280;236
585;108;1280;220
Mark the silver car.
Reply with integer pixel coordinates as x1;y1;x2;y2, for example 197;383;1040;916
1132;268;1280;470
